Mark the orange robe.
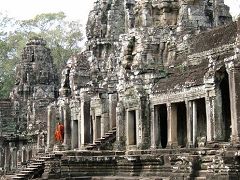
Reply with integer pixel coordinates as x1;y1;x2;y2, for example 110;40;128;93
55;123;64;143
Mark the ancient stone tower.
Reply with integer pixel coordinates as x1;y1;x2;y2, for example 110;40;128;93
10;37;58;150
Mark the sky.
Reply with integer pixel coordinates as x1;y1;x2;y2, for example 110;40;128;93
0;0;95;24
0;0;239;25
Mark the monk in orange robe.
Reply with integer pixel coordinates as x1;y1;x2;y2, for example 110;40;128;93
55;122;64;143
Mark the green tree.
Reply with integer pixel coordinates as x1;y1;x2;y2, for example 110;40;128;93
0;12;84;98
18;12;83;69
0;13;18;98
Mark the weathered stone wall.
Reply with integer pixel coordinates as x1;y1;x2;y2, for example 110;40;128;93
0;99;14;135
50;0;235;153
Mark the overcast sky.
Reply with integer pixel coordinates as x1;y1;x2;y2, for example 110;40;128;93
0;0;239;25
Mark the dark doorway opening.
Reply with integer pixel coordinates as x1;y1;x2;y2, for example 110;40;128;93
195;98;207;143
90;116;93;143
176;102;187;147
220;69;231;141
196;98;207;139
96;116;101;139
155;104;168;148
72;120;78;148
128;110;137;145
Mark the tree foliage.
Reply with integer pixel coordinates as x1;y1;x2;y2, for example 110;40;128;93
0;12;83;98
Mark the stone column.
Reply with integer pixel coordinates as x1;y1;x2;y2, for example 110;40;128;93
213;88;224;141
115;101;125;150
80;94;91;147
21;147;27;163
78;107;81;148
92;115;97;142
11;147;17;171
101;113;109;137
101;94;109;137
47;104;57;151
186;100;193;147
167;103;178;147
192;101;197;146
4;145;10;172
151;106;157;149
136;109;142;147
0;147;4;169
205;95;213;142
227;67;240;143
109;94;117;129
63;100;71;150
71;119;78;149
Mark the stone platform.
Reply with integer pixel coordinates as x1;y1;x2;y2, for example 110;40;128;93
42;146;240;180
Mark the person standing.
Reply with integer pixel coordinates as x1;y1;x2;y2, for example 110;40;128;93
55;122;64;143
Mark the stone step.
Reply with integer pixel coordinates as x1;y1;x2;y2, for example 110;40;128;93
194;177;206;180
94;140;101;144
86;144;95;146
24;167;38;170
15;173;29;177
12;177;26;180
105;132;113;135
32;162;43;165
108;130;116;134
21;170;34;174
196;170;209;177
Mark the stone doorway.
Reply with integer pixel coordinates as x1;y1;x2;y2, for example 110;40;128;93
90;116;93;143
196;98;207;146
72;120;78;149
154;104;168;148
96;116;101;139
220;69;231;141
176;102;187;147
128;110;137;145
215;67;231;142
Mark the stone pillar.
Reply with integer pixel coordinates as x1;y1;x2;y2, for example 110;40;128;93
47;104;57;151
80;94;91;147
21;147;27;163
213;88;224;141
70;100;80;149
186;100;193;147
192;101;197;146
167;103;177;147
0;148;4;169
4;145;10;172
227;66;240;143
78;107;81;148
63;101;71;150
109;94;117;129
151;106;157;149
71;119;78;149
205;96;214;142
115;101;125;150
92;115;97;142
11;147;17;171
101;94;109;137
136;109;141;147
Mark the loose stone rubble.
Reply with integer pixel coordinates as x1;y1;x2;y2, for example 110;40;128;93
1;0;240;179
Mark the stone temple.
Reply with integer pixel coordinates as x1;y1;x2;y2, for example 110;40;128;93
1;0;240;179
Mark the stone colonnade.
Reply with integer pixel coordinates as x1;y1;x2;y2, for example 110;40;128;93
47;90;118;150
46;54;240;151
0;140;33;173
150;56;240;149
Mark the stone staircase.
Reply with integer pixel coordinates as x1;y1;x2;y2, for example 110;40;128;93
85;127;116;150
10;153;55;180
